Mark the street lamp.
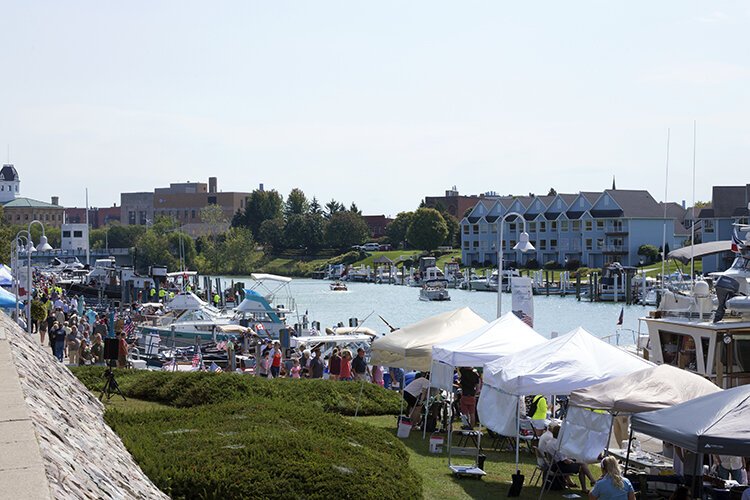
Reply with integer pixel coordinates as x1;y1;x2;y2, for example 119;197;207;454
496;212;535;319
12;231;33;325
26;220;54;334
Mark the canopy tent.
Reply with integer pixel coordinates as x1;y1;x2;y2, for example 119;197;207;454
482;326;654;396
0;286;18;309
370;307;487;371
668;241;731;264
0;264;13;286
568;364;721;414
559;364;721;463
432;311;546;369
631;384;750;456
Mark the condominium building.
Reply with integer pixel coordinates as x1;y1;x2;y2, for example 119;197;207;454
460;188;688;269
693;185;750;273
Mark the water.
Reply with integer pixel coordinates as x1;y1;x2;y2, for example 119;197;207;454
216;277;648;345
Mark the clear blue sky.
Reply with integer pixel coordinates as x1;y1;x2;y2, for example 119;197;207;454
1;1;748;216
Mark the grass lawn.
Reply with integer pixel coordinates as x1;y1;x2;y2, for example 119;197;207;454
352;415;596;500
100;397;171;413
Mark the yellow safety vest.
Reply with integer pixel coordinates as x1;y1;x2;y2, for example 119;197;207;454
149;288;156;297
158;289;166;298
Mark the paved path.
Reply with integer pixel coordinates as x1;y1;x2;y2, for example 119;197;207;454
0;325;52;499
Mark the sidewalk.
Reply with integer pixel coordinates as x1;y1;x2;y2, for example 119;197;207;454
0;325;52;499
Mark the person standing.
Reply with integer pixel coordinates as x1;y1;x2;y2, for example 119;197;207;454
91;334;104;365
52;323;66;362
328;348;341;381
458;367;480;428
371;364;384;387
310;348;325;379
352;348;369;381
339;350;352;381
66;325;81;365
270;341;282;378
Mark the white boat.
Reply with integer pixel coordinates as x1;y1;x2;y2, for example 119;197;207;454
466;269;519;292
640;243;750;388
330;281;348;291
419;280;451;301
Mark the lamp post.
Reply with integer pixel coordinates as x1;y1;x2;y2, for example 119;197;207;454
12;231;33;325
26;220;54;334
496;212;535;319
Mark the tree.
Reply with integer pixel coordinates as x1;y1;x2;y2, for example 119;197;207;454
134;225;196;273
309;197;322;215
237;189;284;238
547;188;557;196
442;213;460;247
325;199;344;219
325;211;369;249
285;188;309;219
406;208;448;251
637;244;659;264
200;204;228;243
258;218;286;253
386;212;414;248
349;203;362;215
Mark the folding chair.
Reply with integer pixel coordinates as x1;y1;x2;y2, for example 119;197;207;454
538;452;567;499
486;429;514;451
530;446;548;487
518;418;539;454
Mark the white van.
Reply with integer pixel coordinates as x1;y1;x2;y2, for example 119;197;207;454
362;242;380;251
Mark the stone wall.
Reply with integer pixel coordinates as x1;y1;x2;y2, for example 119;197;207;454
0;313;169;499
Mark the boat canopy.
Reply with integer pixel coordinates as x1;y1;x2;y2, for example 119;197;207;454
250;273;293;283
167;292;209;310
668;240;732;264
167;271;198;277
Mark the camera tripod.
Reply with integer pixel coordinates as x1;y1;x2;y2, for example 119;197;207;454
100;365;126;401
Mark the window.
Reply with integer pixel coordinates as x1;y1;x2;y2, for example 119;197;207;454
73;231;83;238
128;211;136;225
703;220;714;233
1;185;4;191
551;221;557;231
585;238;593;250
596;220;604;230
509;223;516;232
472;224;479;233
184;210;189;219
561;220;568;232
596;238;604;249
15;185;18;192
550;239;557;249
463;225;469;234
539;221;546;232
539;240;547;250
529;222;536;232
585;220;593;231
463;241;469;249
572;221;581;232
472;240;479;248
24;214;28;221
45;214;49;221
16;214;20;221
62;231;71;237
191;210;196;219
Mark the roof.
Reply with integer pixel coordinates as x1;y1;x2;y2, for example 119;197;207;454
0;164;18;181
605;189;664;218
711;185;750;218
1;197;62;209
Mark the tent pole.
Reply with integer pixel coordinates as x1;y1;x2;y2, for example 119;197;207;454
447;392;454;468
423;372;432;439
624;427;634;472
515;397;521;472
605;411;616;453
398;384;405;430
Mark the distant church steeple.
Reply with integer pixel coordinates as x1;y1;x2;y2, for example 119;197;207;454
612;175;616;190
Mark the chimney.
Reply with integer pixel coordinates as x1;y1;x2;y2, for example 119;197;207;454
682;200;686;209
208;177;217;194
51;196;59;206
259;183;264;192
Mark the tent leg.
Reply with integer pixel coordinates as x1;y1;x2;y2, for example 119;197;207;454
624;427;634;472
447;393;454;468
515;398;521;472
423;373;432;439
398;385;405;430
605;411;616;453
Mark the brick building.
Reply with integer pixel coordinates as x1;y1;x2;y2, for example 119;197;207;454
424;186;485;219
0;164;65;228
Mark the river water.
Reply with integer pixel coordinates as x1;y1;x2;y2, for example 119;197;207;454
216;277;649;345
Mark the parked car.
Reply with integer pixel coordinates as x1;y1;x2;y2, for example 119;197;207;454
379;244;392;251
362;242;380;251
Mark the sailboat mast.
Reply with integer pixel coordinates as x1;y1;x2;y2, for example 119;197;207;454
661;129;670;284
690;121;697;279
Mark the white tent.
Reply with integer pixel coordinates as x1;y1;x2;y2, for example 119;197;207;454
558;364;722;463
0;264;13;286
568;364;722;414
482;326;654;396
478;327;653;470
432;311;547;368
370;307;487;371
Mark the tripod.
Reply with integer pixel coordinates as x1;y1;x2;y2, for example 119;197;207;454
100;363;126;401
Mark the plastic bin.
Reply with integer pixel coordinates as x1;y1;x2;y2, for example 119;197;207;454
429;435;444;453
397;418;412;438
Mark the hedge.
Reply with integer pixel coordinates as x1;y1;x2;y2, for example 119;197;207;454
72;367;402;416
106;398;421;499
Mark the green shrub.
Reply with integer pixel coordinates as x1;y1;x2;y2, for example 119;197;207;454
106;398;421;499
543;260;560;270
71;367;402;415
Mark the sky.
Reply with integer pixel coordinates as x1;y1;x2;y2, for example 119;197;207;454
1;1;748;217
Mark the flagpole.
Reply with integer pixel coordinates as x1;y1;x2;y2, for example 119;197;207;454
690;121;696;279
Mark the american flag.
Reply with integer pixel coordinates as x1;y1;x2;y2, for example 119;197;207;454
513;310;534;328
123;319;135;335
732;228;743;253
191;353;202;368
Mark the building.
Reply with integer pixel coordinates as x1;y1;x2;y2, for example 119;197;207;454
60;223;89;251
362;215;394;239
460;188;686;269
65;205;121;228
694;185;750;273
424;186;485;218
120;177;250;233
0;164;65;228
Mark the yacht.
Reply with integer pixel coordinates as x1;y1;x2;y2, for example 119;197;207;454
419;279;451;301
330;281;348;291
466;269;519;292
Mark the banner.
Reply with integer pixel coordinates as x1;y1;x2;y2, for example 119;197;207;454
511;277;534;327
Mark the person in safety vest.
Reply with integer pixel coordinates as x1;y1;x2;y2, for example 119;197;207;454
149;287;156;300
213;293;220;307
158;288;166;302
528;394;548;435
168;291;175;299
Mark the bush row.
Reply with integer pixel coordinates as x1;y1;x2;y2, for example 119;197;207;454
72;367;402;415
106;398;421;499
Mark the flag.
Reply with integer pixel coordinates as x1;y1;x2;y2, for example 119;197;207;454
617;307;624;326
209;362;223;373
513;310;534;328
731;228;743;253
255;323;265;332
123;319;135;335
191;353;202;368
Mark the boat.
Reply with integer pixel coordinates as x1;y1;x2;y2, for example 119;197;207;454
639;241;750;388
408;257;446;287
330;281;348;291
419;279;451;301
61;257;155;299
465;269;519;292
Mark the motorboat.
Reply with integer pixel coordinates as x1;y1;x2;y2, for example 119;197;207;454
408;257;446;287
419;279;451;301
466;269;519;292
640;242;750;388
61;257;155;299
330;281;348;291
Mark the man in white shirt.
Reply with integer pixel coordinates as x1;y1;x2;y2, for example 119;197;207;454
403;373;430;413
